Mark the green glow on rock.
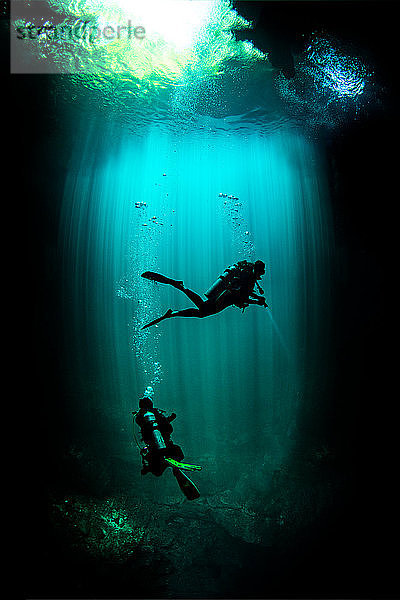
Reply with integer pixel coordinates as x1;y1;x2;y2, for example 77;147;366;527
54;496;146;557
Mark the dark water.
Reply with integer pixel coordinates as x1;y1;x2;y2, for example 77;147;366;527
11;2;398;598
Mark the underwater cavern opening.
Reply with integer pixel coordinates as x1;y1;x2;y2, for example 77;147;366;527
11;1;398;598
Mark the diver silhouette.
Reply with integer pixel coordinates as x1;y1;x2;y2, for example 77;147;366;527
141;260;268;329
133;396;202;500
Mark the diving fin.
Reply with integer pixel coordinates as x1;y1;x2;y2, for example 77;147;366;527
172;467;200;501
165;457;202;471
141;309;173;330
141;271;183;288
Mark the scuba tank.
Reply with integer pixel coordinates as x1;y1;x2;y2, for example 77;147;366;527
204;265;238;300
133;404;203;500
141;411;167;454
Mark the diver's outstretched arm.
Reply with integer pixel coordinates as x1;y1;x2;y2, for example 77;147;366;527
247;296;268;307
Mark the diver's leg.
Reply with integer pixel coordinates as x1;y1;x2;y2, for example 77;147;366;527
169;308;203;318
141;298;226;329
141;307;203;329
212;291;236;314
141;309;174;329
171;297;232;318
169;298;227;318
179;287;205;309
153;278;205;308
142;271;184;289
172;467;201;500
141;271;204;308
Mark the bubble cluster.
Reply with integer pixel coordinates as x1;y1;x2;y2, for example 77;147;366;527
275;32;371;129
218;192;255;259
305;34;367;100
116;192;173;394
143;385;154;399
150;361;163;387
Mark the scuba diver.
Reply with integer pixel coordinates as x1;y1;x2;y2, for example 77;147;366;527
141;259;268;329
133;396;202;500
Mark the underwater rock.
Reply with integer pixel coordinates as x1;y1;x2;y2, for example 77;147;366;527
51;495;146;560
202;489;265;545
46;442;343;597
48;494;171;597
48;492;253;598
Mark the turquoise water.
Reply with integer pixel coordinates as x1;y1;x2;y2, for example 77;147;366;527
58;111;333;502
18;1;381;595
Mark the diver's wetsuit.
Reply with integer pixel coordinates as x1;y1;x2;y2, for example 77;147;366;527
141;260;267;329
134;398;202;500
135;407;184;476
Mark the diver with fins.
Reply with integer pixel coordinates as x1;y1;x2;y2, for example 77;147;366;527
141;260;268;329
133;396;202;501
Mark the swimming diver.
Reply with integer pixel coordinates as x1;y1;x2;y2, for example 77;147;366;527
133;396;202;500
141;260;268;329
